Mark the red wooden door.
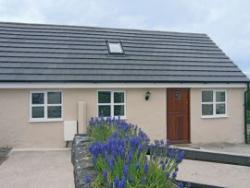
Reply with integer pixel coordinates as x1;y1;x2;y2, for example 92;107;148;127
167;88;190;144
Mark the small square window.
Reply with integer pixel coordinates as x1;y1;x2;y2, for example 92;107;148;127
98;91;111;103
108;42;123;54
48;106;62;118
202;104;213;115
201;90;226;117
48;92;61;104
32;93;44;104
114;92;124;103
98;105;111;117
216;91;225;102
202;91;213;102
32;106;44;118
114;105;124;116
30;91;63;121
216;104;225;115
97;91;126;118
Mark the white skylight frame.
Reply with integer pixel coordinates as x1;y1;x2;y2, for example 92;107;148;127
107;42;124;54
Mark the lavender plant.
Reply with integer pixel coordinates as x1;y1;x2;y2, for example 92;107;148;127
86;117;185;188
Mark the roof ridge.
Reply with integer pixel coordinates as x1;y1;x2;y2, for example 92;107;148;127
0;21;207;37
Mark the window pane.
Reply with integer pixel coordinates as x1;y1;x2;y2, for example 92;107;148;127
48;106;62;118
216;104;225;115
32;93;44;104
114;92;124;103
202;104;213;115
114;105;124;116
202;91;213;102
48;92;61;104
98;105;111;117
108;42;123;53
32;107;44;118
216;91;225;102
98;92;111;103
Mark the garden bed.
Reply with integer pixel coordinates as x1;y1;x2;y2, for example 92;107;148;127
71;118;185;188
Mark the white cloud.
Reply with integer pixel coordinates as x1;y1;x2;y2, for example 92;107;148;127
0;0;45;23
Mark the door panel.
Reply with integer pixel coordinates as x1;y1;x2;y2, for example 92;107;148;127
167;88;190;144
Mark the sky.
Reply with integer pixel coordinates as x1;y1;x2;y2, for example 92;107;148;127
0;0;249;77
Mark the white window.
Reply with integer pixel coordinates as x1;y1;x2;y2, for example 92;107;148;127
97;91;126;118
107;42;123;54
201;90;227;118
30;91;63;122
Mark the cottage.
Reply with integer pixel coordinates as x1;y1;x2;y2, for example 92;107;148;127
0;22;248;148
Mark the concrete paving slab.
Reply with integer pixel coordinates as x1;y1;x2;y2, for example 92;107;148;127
0;150;74;188
177;159;250;188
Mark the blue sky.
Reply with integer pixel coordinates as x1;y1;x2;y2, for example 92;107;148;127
0;0;249;77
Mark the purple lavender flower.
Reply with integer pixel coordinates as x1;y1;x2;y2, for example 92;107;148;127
109;158;114;170
127;151;133;163
103;170;108;181
167;148;175;158
118;176;126;188
83;175;92;184
154;140;160;146
123;165;129;177
176;150;185;163
172;172;177;179
177;182;184;188
144;161;149;174
114;176;119;187
88;117;184;187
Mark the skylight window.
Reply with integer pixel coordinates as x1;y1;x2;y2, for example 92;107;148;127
108;42;123;54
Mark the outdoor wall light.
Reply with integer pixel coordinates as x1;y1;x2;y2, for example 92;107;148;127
145;91;151;101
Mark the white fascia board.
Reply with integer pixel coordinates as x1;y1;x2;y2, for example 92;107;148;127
0;82;247;89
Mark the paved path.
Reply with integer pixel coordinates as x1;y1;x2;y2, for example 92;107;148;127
1;151;250;188
177;159;250;188
0;150;74;188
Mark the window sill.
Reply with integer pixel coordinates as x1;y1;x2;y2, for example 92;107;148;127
99;116;127;120
201;115;228;119
29;118;63;123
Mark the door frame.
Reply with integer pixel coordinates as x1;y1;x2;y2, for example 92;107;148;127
167;88;191;144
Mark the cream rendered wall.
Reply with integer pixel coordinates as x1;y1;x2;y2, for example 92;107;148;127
0;88;166;148
0;87;245;148
190;88;245;144
126;88;166;141
0;89;64;148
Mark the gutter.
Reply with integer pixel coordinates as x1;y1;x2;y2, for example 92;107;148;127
0;82;247;89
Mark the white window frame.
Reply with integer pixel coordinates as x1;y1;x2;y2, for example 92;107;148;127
97;90;126;119
30;90;63;122
201;89;227;119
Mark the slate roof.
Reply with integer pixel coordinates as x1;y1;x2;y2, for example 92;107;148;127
0;21;248;83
